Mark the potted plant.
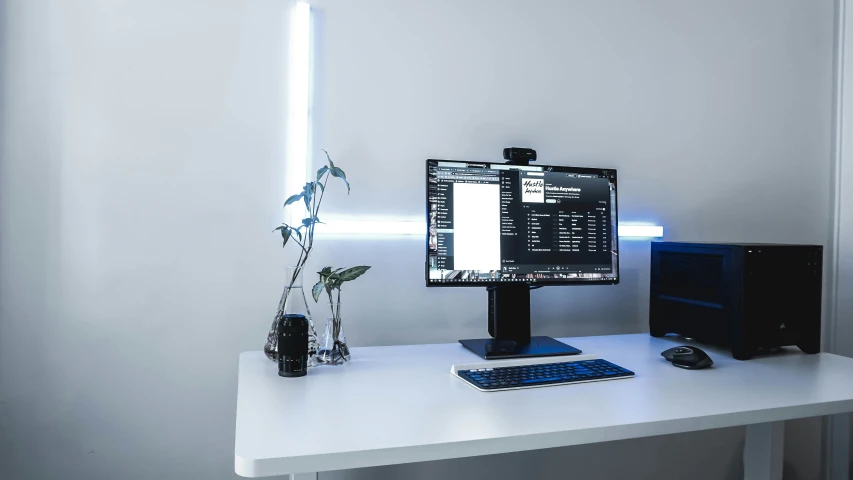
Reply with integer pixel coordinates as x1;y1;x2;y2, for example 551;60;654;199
311;265;371;365
263;151;350;364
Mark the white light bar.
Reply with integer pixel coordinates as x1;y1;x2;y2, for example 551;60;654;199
315;221;425;235
317;220;663;238
617;225;664;238
285;1;311;226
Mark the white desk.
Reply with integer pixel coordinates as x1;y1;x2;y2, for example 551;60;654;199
234;334;853;479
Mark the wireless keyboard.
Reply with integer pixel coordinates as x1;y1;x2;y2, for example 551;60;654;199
451;356;634;392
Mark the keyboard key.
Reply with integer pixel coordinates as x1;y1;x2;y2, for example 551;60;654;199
521;377;562;384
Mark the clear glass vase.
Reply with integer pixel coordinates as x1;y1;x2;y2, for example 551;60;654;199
264;267;318;366
316;302;350;365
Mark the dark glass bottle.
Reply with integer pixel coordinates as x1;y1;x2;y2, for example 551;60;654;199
278;314;309;377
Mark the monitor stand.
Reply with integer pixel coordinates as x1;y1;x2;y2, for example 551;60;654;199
458;285;582;360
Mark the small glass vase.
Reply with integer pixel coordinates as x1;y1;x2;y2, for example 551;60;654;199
316;302;350;365
264;267;319;366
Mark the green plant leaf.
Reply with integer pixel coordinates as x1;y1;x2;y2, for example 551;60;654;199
292;226;303;242
316;165;329;182
311;281;325;303
330;167;350;193
302;182;314;211
317;267;350;292
284;193;304;207
302;217;313;227
273;226;291;247
337;265;371;282
313;215;323;224
322;149;335;170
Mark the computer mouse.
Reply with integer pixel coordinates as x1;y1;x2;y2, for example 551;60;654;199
661;346;713;370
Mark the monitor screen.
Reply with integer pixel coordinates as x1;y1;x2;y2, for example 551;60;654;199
426;159;619;286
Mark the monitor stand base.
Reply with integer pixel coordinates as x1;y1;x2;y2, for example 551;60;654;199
459;336;582;360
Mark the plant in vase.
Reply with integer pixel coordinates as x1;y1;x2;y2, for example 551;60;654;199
311;265;371;365
263;151;351;364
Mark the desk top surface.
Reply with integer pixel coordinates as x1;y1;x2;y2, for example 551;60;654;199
235;334;853;477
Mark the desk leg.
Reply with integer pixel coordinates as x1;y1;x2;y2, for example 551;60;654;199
290;474;317;480
826;413;851;480
744;421;785;480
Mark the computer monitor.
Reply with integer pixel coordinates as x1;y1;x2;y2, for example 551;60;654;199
425;158;619;359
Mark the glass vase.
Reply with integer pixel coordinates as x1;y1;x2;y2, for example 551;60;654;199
316;302;350;365
264;266;318;366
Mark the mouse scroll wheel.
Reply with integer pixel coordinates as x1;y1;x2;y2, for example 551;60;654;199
676;348;692;354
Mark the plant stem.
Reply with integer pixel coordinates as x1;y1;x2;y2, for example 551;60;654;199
313;172;329;228
280;242;308;317
309;171;329;250
289;235;309;254
334;289;342;341
283;169;332;316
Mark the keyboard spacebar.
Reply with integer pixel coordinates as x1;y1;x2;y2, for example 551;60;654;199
521;377;562;384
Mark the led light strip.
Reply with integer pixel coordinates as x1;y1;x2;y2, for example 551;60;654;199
287;3;663;240
617;225;664;238
315;220;426;235
286;1;312;226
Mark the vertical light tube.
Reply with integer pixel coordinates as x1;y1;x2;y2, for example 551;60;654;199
286;2;311;226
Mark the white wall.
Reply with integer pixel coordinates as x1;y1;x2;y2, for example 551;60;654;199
0;1;836;480
1;1;290;478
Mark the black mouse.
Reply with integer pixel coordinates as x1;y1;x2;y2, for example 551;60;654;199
661;346;713;370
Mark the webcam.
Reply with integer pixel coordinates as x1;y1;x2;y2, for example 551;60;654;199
503;147;536;165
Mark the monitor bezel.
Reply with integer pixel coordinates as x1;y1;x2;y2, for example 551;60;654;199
425;158;620;287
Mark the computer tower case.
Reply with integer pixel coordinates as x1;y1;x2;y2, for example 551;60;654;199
649;242;822;360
